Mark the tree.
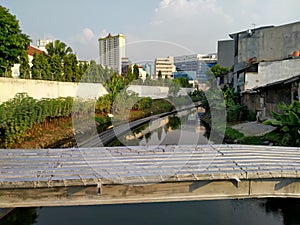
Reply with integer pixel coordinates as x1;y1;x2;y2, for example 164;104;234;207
133;64;139;80
38;53;51;80
45;40;72;61
106;74;125;97
174;77;191;88
209;64;229;77
78;61;88;82
31;53;41;79
31;53;51;80
50;54;63;81
63;54;78;82
95;94;113;115
19;52;31;79
158;70;162;80
0;6;30;76
124;67;135;84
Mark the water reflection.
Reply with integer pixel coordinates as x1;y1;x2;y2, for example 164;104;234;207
264;198;300;225
167;115;181;130
4;199;300;225
108;109;209;147
0;208;37;225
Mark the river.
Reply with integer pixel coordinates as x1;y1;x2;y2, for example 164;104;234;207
2;199;300;225
2;109;300;225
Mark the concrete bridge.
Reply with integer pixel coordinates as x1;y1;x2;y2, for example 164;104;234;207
1;145;300;207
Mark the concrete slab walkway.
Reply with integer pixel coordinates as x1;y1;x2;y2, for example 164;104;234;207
232;121;276;137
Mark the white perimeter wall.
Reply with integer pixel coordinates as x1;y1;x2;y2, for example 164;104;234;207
0;78;195;103
0;77;108;103
127;85;169;99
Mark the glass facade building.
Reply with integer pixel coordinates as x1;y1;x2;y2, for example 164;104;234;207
174;54;217;83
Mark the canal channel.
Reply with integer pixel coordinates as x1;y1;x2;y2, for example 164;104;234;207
2;108;300;225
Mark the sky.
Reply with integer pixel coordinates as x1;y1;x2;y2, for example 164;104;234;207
1;0;300;63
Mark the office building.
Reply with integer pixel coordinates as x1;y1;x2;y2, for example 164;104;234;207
174;54;217;83
99;33;125;74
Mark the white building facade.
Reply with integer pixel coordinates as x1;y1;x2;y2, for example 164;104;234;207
99;33;125;74
154;56;176;79
37;39;52;52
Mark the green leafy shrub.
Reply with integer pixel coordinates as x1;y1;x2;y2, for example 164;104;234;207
263;101;300;146
0;93;74;147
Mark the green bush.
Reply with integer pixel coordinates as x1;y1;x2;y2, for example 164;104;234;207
133;97;153;110
0;93;73;147
264;101;300;146
225;127;244;140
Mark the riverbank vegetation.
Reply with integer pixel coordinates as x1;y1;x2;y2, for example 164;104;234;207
0;90;199;148
263;101;300;147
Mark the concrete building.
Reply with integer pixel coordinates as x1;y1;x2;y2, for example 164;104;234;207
217;40;234;68
229;21;300;92
230;22;300;68
37;39;52;52
222;21;300;119
242;57;300;119
11;45;47;78
174;54;217;83
154;56;175;79
121;57;131;75
99;33;125;74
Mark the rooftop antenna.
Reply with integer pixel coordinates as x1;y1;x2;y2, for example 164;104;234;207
252;23;257;30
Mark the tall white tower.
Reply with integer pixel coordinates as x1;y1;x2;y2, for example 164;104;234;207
99;33;125;74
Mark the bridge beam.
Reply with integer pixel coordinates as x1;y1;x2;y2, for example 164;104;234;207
1;178;300;207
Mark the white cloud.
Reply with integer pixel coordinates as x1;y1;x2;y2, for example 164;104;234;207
64;0;300;62
68;28;99;61
83;28;94;40
134;0;233;58
98;29;109;39
71;27;95;45
127;0;300;62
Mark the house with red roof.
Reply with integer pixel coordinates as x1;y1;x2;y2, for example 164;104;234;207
11;45;47;78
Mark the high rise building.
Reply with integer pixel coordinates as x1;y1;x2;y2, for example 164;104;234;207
99;33;125;74
174;54;217;83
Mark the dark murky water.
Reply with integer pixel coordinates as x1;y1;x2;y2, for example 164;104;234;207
3;198;300;225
